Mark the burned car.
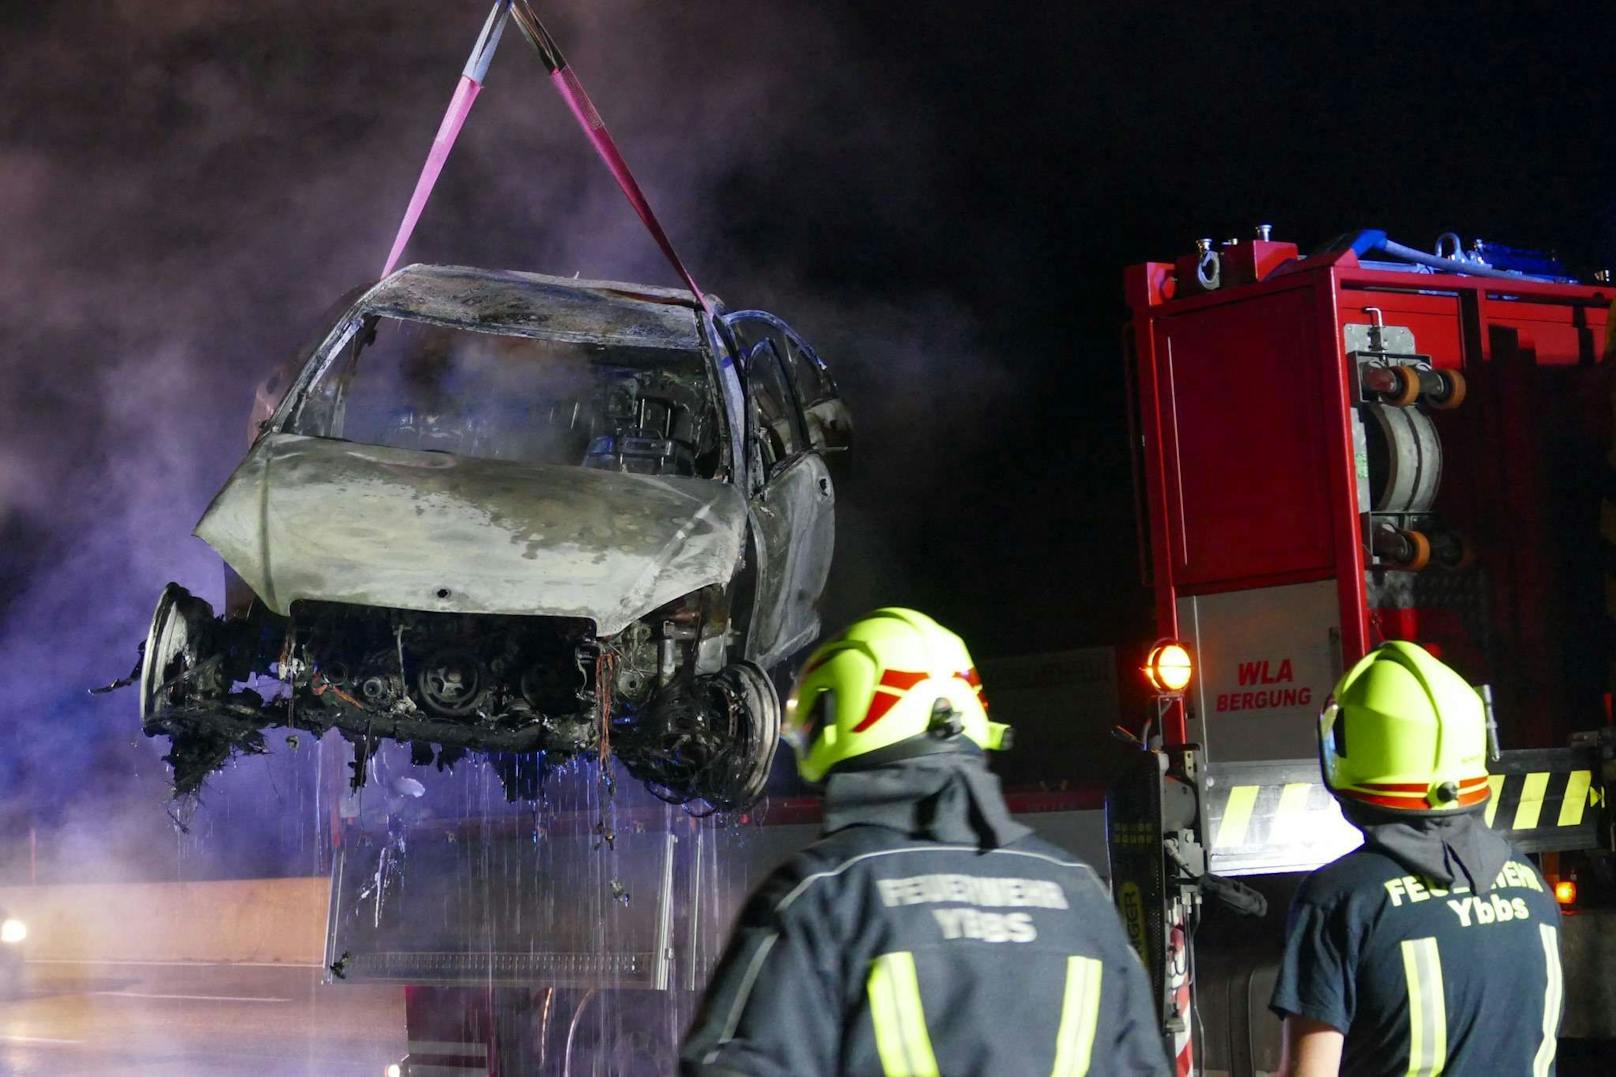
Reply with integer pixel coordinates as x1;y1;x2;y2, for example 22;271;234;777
136;265;850;808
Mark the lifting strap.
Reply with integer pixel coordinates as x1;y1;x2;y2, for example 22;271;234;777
379;1;510;278
510;1;710;313
378;1;711;317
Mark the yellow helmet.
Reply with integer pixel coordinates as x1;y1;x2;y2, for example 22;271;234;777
784;608;1011;783
1320;641;1491;814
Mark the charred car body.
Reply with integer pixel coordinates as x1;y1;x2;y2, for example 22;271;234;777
137;265;850;808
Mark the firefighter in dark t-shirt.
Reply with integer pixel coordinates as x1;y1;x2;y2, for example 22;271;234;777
1270;641;1564;1076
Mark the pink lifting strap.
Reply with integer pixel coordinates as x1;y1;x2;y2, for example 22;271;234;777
379;1;711;317
512;2;711;314
379;2;511;279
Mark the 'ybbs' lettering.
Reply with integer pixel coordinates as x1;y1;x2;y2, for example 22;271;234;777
932;907;1037;943
1445;892;1532;928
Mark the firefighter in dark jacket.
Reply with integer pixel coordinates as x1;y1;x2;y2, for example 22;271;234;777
680;608;1169;1076
1271;641;1564;1076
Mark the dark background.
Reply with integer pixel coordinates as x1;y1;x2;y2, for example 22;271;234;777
2;2;1614;878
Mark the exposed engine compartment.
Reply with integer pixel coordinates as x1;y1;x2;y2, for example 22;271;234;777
140;583;777;809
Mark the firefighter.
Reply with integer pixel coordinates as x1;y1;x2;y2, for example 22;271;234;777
1271;641;1564;1076
680;608;1168;1076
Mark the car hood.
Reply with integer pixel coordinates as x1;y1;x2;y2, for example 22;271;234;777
195;434;746;635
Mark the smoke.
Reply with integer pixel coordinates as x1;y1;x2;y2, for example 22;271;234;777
0;0;1029;882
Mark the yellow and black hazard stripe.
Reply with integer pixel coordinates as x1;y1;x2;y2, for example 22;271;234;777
1201;764;1362;875
1484;746;1606;852
1209;779;1335;850
1483;768;1602;837
1202;750;1606;872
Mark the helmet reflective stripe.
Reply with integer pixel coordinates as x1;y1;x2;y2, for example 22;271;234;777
1319;640;1490;816
956;668;988;710
855;669;931;732
856;668;986;733
784;609;1009;783
1340;776;1491;811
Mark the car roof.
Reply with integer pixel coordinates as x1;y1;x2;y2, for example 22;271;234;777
361;264;708;351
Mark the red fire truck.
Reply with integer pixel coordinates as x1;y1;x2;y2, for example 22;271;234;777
1112;227;1616;1074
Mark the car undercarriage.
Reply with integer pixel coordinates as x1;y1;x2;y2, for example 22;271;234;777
142;582;778;809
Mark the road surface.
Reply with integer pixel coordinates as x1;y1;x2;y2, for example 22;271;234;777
0;960;404;1076
6;958;1606;1075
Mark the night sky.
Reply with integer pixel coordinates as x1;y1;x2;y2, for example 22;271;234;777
2;2;1615;872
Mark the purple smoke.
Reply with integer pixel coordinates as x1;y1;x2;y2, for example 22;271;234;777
0;1;1015;881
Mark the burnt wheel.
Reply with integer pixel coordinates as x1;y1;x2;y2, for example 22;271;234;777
139;583;218;728
705;661;781;809
612;662;781;810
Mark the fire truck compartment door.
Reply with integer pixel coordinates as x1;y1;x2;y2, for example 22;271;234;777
1178;579;1341;762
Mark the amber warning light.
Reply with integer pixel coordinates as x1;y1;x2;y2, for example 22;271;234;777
1554;880;1577;907
1145;641;1194;694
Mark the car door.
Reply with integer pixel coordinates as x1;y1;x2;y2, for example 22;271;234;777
728;321;834;667
768;323;841;642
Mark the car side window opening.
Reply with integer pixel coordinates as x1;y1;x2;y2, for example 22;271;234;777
744;339;806;475
725;312;847;459
286;316;723;478
783;335;834;406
